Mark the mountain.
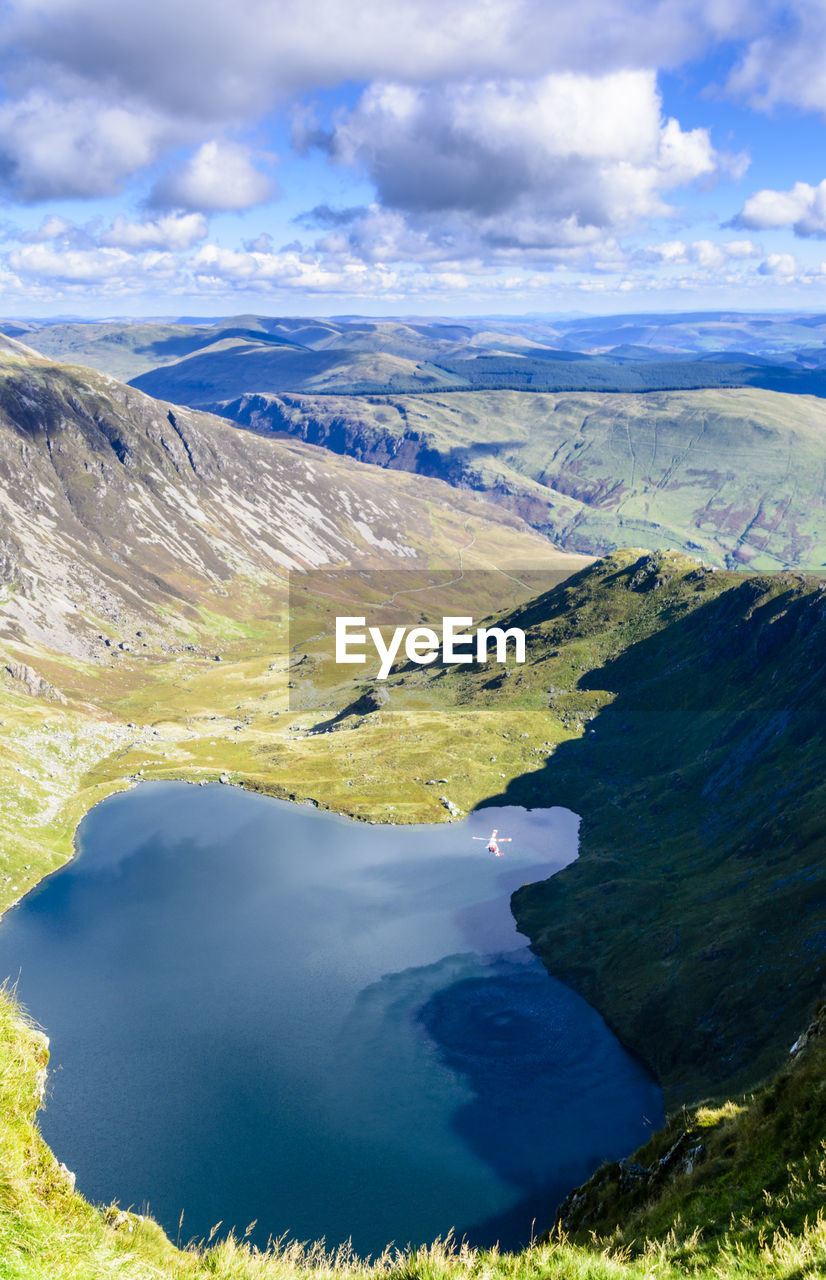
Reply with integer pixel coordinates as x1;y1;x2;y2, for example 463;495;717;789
9;311;826;398
0;344;568;661
0;341;581;909
9;314;826;574
221;386;826;570
365;549;826;1103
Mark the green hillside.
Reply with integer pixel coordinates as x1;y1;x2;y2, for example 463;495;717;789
553;997;826;1270
226;387;826;570
332;550;825;1105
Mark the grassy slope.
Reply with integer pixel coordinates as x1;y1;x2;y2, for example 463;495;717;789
397;549;826;1105
554;999;826;1276
305;549;826;1105
224;387;826;571
144;546;826;1112
0;547;583;921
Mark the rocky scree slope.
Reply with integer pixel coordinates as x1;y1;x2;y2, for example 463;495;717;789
0;349;556;661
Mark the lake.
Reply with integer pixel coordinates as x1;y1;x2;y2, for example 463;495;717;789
0;783;662;1255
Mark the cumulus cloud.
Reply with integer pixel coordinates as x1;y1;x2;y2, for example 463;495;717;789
2;1;759;113
8;243;136;284
244;232;275;254
304;72;719;259
732;180;826;238
20;215;75;242
0;0;773;205
0;92;170;200
1;229;810;305
99;211;209;250
190;242;400;294
646;238;761;268
289;72;722;262
758;252;801;277
727;2;826;117
0;0;808;303
326;74;713;219
149;141;274;211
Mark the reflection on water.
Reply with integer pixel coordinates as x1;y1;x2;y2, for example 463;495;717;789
0;783;662;1255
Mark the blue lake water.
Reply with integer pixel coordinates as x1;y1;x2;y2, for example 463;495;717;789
0;783;662;1255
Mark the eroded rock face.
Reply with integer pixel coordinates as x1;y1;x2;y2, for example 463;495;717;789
554;1127;706;1237
4;662;66;703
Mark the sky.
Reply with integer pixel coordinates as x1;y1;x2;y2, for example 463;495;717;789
3;0;826;317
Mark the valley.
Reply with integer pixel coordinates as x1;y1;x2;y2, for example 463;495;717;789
0;326;825;1279
222;386;826;569
8;313;826;571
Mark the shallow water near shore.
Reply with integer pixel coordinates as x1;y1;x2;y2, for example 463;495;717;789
0;783;662;1255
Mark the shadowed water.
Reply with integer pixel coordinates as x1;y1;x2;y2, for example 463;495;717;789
0;783;662;1255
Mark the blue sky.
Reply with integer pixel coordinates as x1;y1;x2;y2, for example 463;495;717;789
2;0;826;317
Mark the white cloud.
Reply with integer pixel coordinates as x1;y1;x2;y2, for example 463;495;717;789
0;0;769;205
2;1;758;114
190;242;400;293
645;238;760;268
758;252;801;277
649;239;687;263
0;231;812;305
150;141;274;211
20;214;74;242
313;72;718;260
721;238;761;259
727;3;826;117
733;180;826;238
7;243;136;283
0;92;170;200
100;211;209;250
690;240;729;271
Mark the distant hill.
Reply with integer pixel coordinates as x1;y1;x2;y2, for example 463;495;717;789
6;310;826;398
222;386;826;571
6;314;826;572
